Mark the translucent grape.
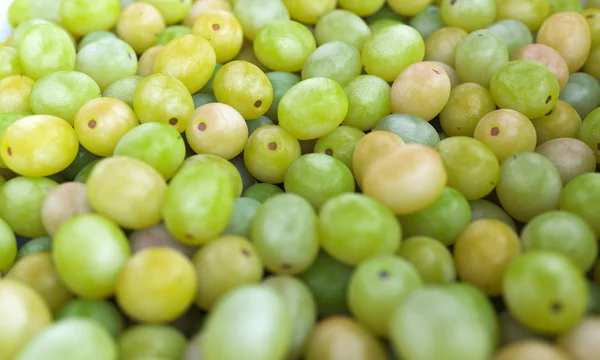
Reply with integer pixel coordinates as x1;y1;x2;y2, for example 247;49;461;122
511;44;570;91
559;173;600;237
103;75;143;108
314;9;372;50
242;183;283;203
409;6;444;40
313;125;365;169
496;0;549;31
59;0;120;37
440;0;497;32
116;2;166;55
76;38;138;90
0;217;16;275
11;19;53;49
140;0;192;25
559;72;600;119
374;113;440;147
137;46;164;77
0;75;33;114
424;26;468;67
281;0;336;25
41;182;93;236
533;100;581;145
0;47;23;80
535;138;596;184
440;82;496;137
192;10;244;63
397;236;456;284
222;198;261;238
118;325;187;360
18;24;76;80
301;41;362;86
487;19;533;56
233;0;290;41
455;30;509;88
55;299;124;338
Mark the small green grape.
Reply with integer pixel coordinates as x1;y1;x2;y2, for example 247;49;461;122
242;183;284;203
314;9;372;50
0;47;23;80
455;30;509;88
7;0;33;29
440;82;497;137
374;114;440;147
140;0;192;25
103;75;143;108
223;198;262;238
281;0;336;25
0;217;17;275
119;326;186;360
155;25;193;46
265;71;301;121
232;0;290;41
559;173;600;237
78;31;118;51
397;236;456;284
313;125;365;169
342;75;391;131
440;0;497;32
60;0;120;37
409;6;444;40
18;24;76;80
487;19;533;56
559;72;600;120
468;199;517;231
11;19;53;49
182;154;243;197
56;299;124;338
76;38;138;91
301;41;362;86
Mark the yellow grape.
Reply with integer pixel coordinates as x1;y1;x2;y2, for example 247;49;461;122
193;10;244;63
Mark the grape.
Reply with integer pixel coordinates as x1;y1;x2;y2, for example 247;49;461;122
0;114;30;168
77;31;118;51
184;0;232;28
192;93;217;109
59;0;120;37
559;72;600;119
361;24;425;82
487;20;533;56
182;154;243;197
454;219;522;295
455;30;509;88
374;114;440;147
0;47;23;80
341;75;391;131
7;0;32;28
140;0;192;25
304;317;389;360
103;75;143;108
213;60;273;120
192;10;243;63
137;46;164;77
230;154;257;191
162;161;234;245
424;26;468;67
536;12;591;73
397;236;456;284
155;25;193;46
41;182;93;236
548;0;583;13
11;19;50;49
440;83;496;137
390;287;495;360
7;253;73;313
281;0;336;24
17;318;117;360
0;216;16;275
302;41;362;86
391;61;451;121
129;223;197;258
133;73;195;133
400;187;471;246
366;4;408;24
536;138;596;184
370;18;404;33
232;0;290;41
511;44;569;91
435;136;500;200
246;116;274;135
557;317;600;360
579;107;600;164
440;0;497;32
116;2;166;55
559;173;600;237
474;109;537;163
118;325;186;360
313;126;365;169
193;235;263;310
0;75;34;113
234;39;270;72
1;115;78;177
503;251;589;334
56;299;124;338
298;252;354;317
314;10;372;50
202;285;291;360
337;0;384;16
242;183;284;203
74;159;101;184
533;100;581;145
265;71;300;122
253;20;316;73
76;38;138;91
18;24;76;80
223;197;261;238
496;0;549;31
409;6;444;40
251;193;319;274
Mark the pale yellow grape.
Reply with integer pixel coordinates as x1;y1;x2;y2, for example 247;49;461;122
282;0;337;25
388;0;430;16
117;2;166;55
59;0;120;37
0;75;34;114
137;46;164;77
193;10;244;63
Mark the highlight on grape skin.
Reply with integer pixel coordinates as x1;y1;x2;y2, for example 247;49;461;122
1;0;600;359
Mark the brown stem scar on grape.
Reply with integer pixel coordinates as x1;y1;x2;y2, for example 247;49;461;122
169;118;178;125
596;143;600;151
282;263;292;270
254;100;262;108
587;14;594;19
546;109;553;116
241;248;250;257
545;95;552;104
6;147;11;156
197;122;207;131
184;233;193;240
268;142;277;150
450;0;457;4
212;23;221;31
490;127;500;136
88;119;97;129
379;270;389;279
433;69;440;75
324;148;333;156
551;302;563;313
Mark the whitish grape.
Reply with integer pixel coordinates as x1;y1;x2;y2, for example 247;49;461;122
314;9;372;50
536;12;591;72
18;24;76;80
301;41;362;86
76;38;138;90
60;0;120;37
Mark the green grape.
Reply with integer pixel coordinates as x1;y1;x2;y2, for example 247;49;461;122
375;114;440;147
0;115;79;177
182;154;243;197
192;10;243;63
230;154;257;191
251;193;319;274
133;73;195;133
361;24;425;82
469;199;517;231
487;19;533;56
119;325;187;360
253;20;316;73
18;24;76;80
397;236;456;284
400;187;471;246
341;75;391;131
388;0;430;16
313;125;365;169
319;193;401;265
265;71;301;122
17;319;117;360
140;0;192;25
78;30;118;51
301;41;362;86
278;77;348;140
559;72;600;119
455;30;509;88
16;236;51;261
103;75;143;108
56;299;125;338
116;248;197;323
440;0;497;32
29;71;100;125
435;136;500;200
87;157;166;230
584;42;600;79
202;285;291;360
60;0;120;37
391;61;451;121
12;19;53;49
41;182;93;236
232;0;290;41
117;2;166;54
7;0;32;28
454;219;522;295
0;75;34;114
491;60;560;118
533;100;581;145
0;112;32;168
390;287;495;360
521;211;597;272
337;0;384;16
0;217;16;275
423;26;468;67
76;38;138;91
348;255;422;337
298;252;354;317
369;18;404;34
496;0;549;32
579;107;600;163
314;10;372;50
52;213;130;299
114;123;186;180
242;183;284;203
199;62;223;95
503;251;589;334
192;93;217;109
474;109;537;163
213;60;273;120
246;115;274;135
223;198;262;238
536;138;596;184
185;103;248;160
512;44;569;91
409;6;444;40
0;47;23;80
284;154;355;209
155;25;193;46
549;0;583;13
163;161;233;245
560;173;600;237
585;8;600;50
439;82;496;137
193;235;263;310
74;159;101;184
281;0;336;24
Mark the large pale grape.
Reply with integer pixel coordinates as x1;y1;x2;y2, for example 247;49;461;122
232;0;290;41
536;12;591;72
487;19;533;56
534;100;581;145
559;173;600;237
511;44;569;91
60;0;120;36
495;0;549;31
455;30;509;88
301;41;362;86
116;2;166;54
342;75;391;131
423;26;468;67
76;38;138;90
352;130;405;188
314;10;372;50
440;0;497;32
535;138;596;184
18;24;76;80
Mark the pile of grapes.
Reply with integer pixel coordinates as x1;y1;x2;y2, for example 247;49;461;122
2;0;600;359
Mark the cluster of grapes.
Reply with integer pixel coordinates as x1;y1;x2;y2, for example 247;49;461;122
1;0;600;359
